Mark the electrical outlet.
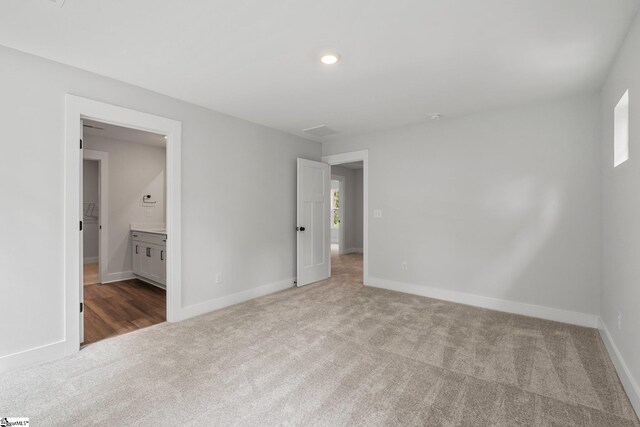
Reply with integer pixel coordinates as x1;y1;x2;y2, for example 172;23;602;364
146;210;152;217
373;209;383;219
401;261;408;271
618;312;622;330
215;272;222;284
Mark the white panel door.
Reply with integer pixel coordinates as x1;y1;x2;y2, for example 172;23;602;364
296;158;331;287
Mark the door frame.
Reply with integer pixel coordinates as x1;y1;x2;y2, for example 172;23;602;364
322;150;369;284
330;174;346;254
82;150;109;284
65;95;182;355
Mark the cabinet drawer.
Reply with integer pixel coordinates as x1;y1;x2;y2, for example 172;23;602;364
131;231;166;246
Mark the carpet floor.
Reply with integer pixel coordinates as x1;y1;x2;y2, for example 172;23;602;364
2;253;638;426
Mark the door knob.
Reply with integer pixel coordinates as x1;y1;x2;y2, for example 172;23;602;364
297;226;306;231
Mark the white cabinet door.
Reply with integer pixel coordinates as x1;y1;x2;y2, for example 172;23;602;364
140;245;153;279
131;232;166;287
149;244;163;284
159;247;167;285
132;241;142;275
141;243;165;286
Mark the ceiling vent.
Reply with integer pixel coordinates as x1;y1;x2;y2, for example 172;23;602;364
302;125;338;138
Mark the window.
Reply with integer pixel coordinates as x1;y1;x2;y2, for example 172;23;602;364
331;188;340;229
614;90;629;167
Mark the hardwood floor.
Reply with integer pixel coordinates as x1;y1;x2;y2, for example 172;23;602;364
83;263;99;285
83;279;166;347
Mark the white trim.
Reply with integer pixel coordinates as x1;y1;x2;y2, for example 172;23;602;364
598;318;640;418
65;95;182;357
0;341;66;373
83;149;108;284
101;271;136;284
179;278;294;321
83;256;99;264
322;150;369;285
345;247;363;254
367;277;598;328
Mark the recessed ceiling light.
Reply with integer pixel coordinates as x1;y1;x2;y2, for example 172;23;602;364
429;113;442;120
320;53;340;65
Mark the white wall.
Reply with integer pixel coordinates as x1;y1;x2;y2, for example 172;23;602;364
84;136;166;280
0;45;320;360
323;94;602;318
600;10;640;413
331;165;364;252
82;159;99;262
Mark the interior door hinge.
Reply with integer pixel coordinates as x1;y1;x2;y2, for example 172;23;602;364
80;139;83;149
80;302;84;313
79;220;83;231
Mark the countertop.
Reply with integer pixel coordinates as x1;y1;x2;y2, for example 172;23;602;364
130;224;167;236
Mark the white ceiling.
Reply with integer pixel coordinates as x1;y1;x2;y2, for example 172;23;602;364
84;119;166;148
1;0;638;142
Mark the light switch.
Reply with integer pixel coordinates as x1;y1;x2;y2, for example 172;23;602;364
373;209;383;219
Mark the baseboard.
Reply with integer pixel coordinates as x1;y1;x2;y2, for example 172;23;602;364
178;277;294;321
345;247;363;254
83;256;98;264
102;271;135;284
598;318;640;418
133;275;166;290
3;279;294;373
367;277;598;328
0;340;66;374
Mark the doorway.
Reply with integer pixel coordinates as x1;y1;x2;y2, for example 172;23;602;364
82;158;100;285
80;119;168;346
295;150;368;288
323;151;368;284
65;95;182;356
82;149;108;287
329;162;364;282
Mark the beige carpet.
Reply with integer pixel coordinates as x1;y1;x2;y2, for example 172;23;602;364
2;253;638;426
